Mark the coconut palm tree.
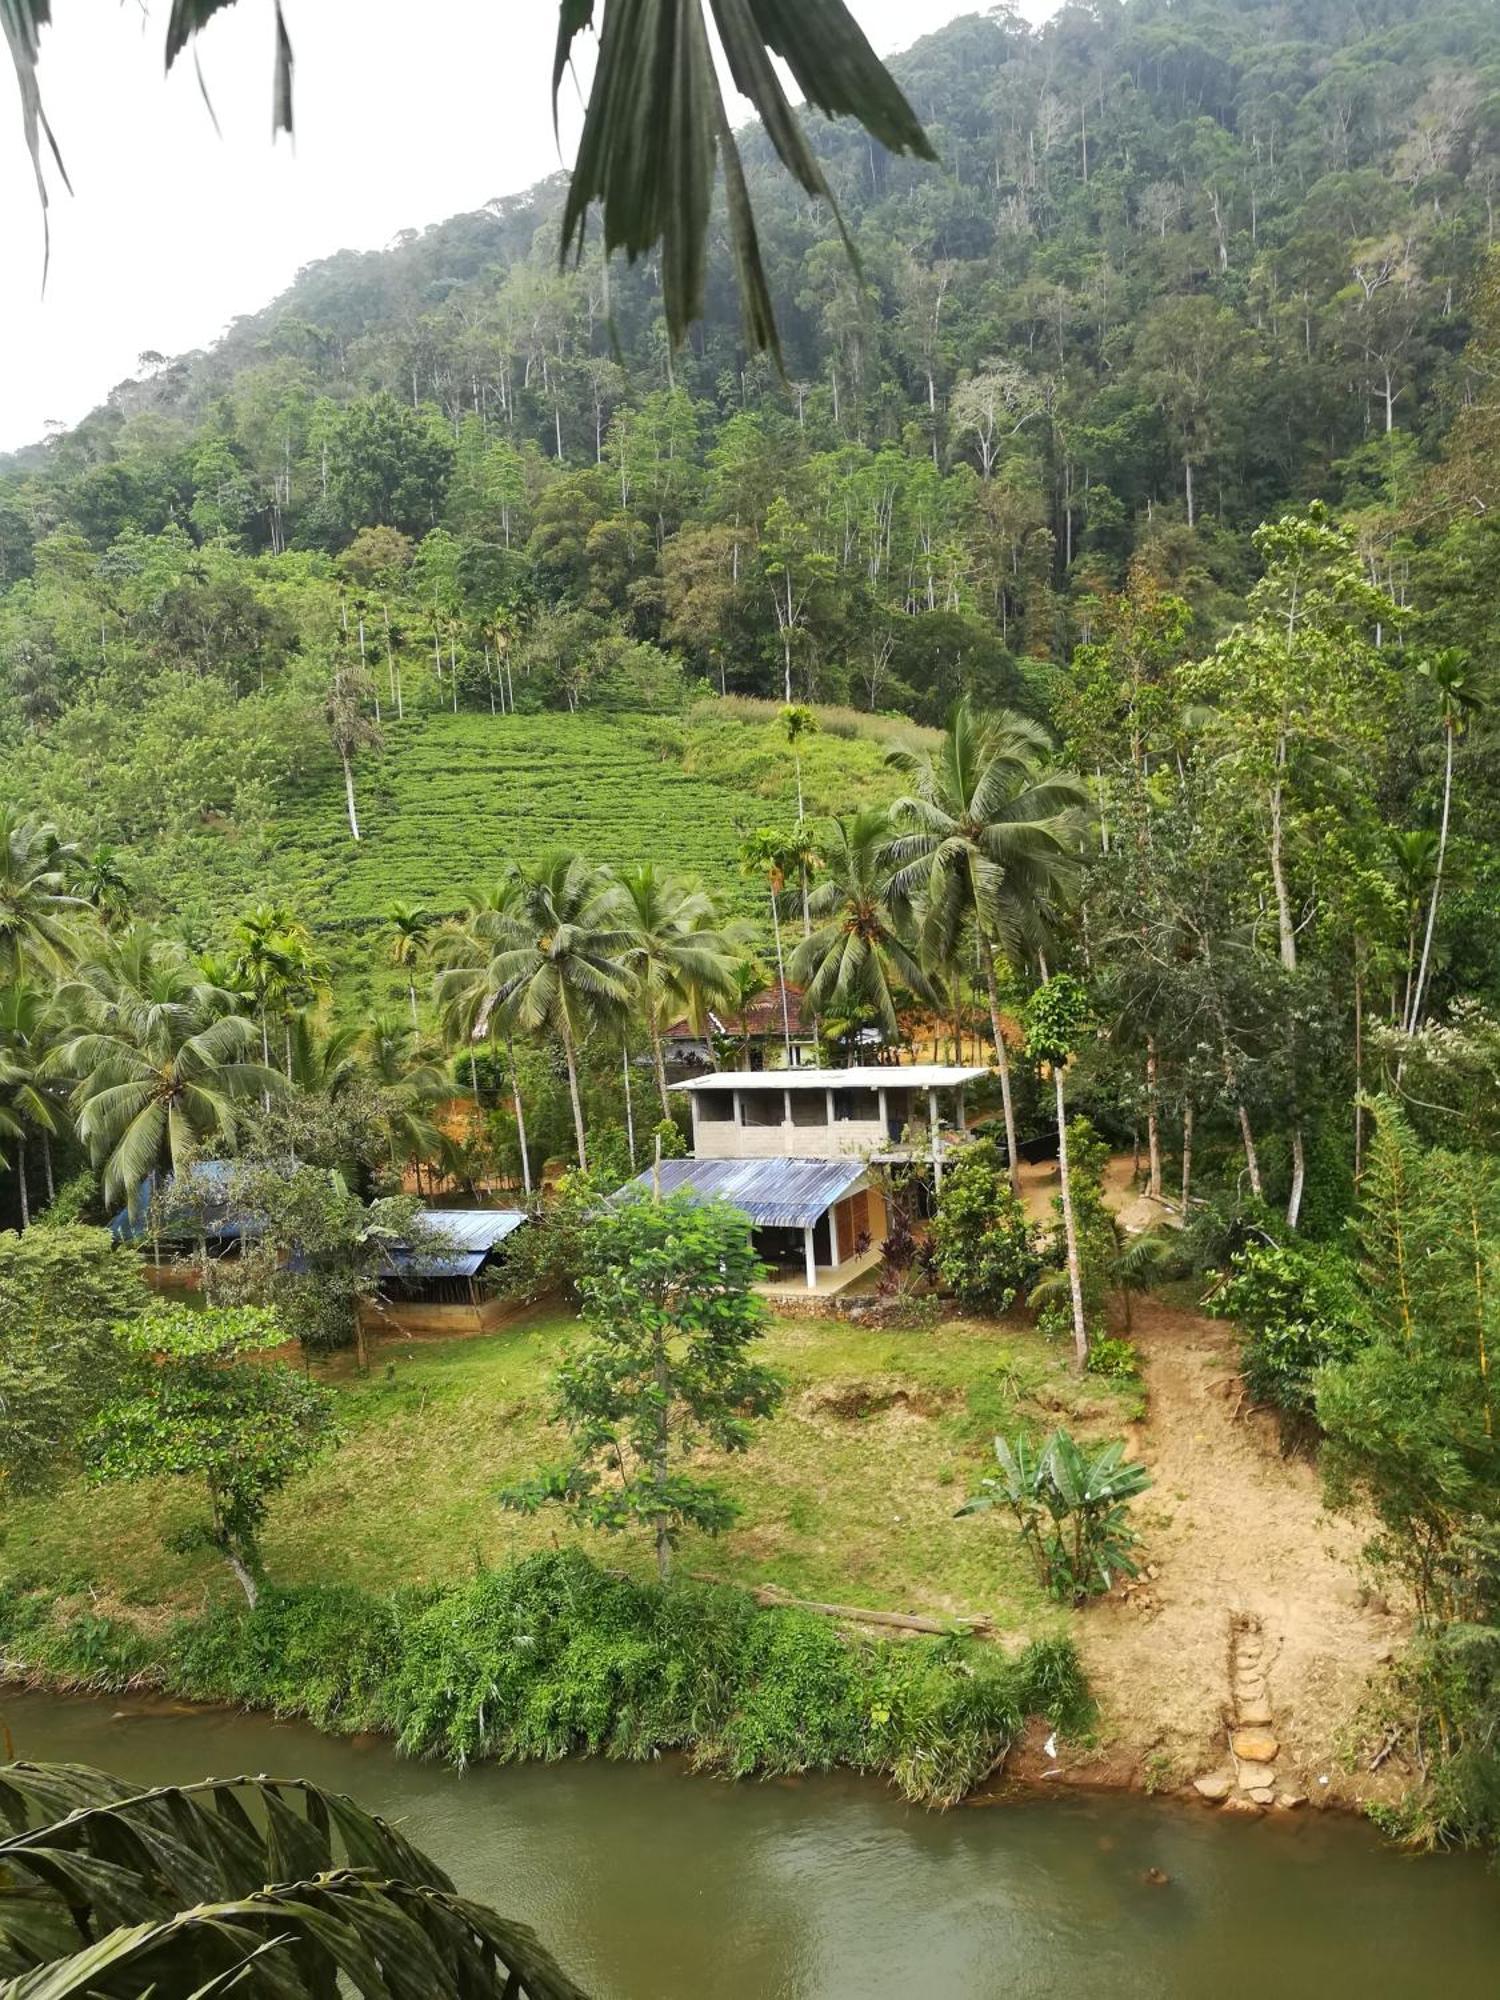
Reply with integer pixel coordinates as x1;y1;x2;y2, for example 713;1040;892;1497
887;701;1088;1187
286;1014;364;1099
71;841;132;927
613;864;739;1115
47;930;283;1208
0;807;84;979
386;900;431;1027
7;2;931;371
790;808;934;1043
433;856;635;1172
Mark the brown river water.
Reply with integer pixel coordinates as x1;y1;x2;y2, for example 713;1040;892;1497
6;1688;1498;1998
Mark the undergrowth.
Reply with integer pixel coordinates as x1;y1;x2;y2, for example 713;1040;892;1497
0;1550;1088;1809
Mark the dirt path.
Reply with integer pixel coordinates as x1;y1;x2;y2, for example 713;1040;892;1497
1065;1301;1405;1802
1015;1152;1175;1233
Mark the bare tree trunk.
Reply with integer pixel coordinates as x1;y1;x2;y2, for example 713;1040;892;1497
1053;1067;1089;1369
507;1035;532;1197
769;886;792;1062
341;751;361;842
1237;1101;1264;1199
622;1037;637;1169
1408;718;1454;1035
560;1013;589;1170
224;1548;260;1609
1180;1101;1194;1210
15;1135;28;1229
1145;1038;1163;1200
1353;941;1366;1185
408;978;419;1029
977;934;1021;1191
649;1016;672;1118
41;1129;54;1204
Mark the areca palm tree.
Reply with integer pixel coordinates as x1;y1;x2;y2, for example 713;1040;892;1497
613;864;739;1115
0;807;83;979
386;899;431;1027
887;701;1088;1186
738;827;800;1060
363;1013;454;1185
433;856;635;1171
47;931;284;1208
790;808;935;1043
286;1014;365;1099
229;903;329;1075
0;977;64;1227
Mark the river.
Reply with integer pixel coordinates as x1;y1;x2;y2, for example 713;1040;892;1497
5;1690;1497;1998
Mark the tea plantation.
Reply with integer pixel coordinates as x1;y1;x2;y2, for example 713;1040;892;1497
274;702;910;934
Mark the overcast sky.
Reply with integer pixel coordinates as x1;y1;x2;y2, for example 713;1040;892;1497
0;2;1057;453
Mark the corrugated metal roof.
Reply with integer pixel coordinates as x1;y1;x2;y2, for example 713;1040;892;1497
619;1157;866;1228
389;1209;528;1280
109;1161;250;1244
672;1065;986;1093
412;1210;528;1252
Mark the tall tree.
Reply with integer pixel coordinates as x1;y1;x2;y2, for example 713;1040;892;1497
789;808;933;1042
613;864;738;1116
433;855;634;1171
887;702;1087;1187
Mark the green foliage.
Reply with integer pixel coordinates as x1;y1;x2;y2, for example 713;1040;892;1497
0;1759;585;1998
501;1194;781;1577
1085;1336;1140;1382
1318;1100;1500;1620
929;1139;1039;1314
958;1428;1150;1604
0;1549;1090;1810
0;1224;144;1492
226;1159;432;1359
652;1115;686;1160
1023;975;1094;1067
86;1303;336;1602
1213;1239;1363;1439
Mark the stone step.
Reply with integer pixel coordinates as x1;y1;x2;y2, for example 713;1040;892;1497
1231;1728;1279;1764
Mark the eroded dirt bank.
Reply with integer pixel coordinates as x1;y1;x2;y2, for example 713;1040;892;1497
1013;1301;1406;1811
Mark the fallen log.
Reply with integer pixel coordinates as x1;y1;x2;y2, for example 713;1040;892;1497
735;1579;992;1636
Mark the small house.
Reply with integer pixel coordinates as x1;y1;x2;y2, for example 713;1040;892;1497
619;1064;984;1291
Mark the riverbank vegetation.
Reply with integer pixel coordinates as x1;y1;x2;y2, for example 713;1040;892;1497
0;1552;1089;1812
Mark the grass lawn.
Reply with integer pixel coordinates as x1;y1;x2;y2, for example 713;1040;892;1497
4;1304;1139;1639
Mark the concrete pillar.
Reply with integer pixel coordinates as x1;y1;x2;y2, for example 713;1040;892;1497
877;1086;889;1142
733;1089;744;1126
803;1223;818;1290
784;1087;794;1154
828;1202;842;1268
929;1087;943;1193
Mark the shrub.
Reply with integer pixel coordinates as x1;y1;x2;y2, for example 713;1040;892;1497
1213;1239;1363;1444
1086;1335;1139;1381
929;1140;1039;1315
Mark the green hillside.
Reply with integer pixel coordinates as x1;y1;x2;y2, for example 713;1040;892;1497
263;700;918;998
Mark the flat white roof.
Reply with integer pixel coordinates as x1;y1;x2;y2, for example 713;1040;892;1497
673;1065;987;1092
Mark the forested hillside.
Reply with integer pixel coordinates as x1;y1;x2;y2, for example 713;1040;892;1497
5;0;1500;942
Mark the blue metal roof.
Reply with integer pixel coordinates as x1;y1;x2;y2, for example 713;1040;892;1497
109;1161;250;1244
618;1157;866;1229
387;1209;528;1280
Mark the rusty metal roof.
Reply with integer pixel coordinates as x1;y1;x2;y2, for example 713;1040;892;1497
618;1156;867;1228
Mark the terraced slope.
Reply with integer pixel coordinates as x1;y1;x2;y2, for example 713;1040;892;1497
274;704;909;932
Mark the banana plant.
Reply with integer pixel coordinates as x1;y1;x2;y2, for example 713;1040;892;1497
0;1761;588;1998
957;1428;1151;1605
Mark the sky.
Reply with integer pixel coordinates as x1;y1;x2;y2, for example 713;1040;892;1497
0;2;1057;454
